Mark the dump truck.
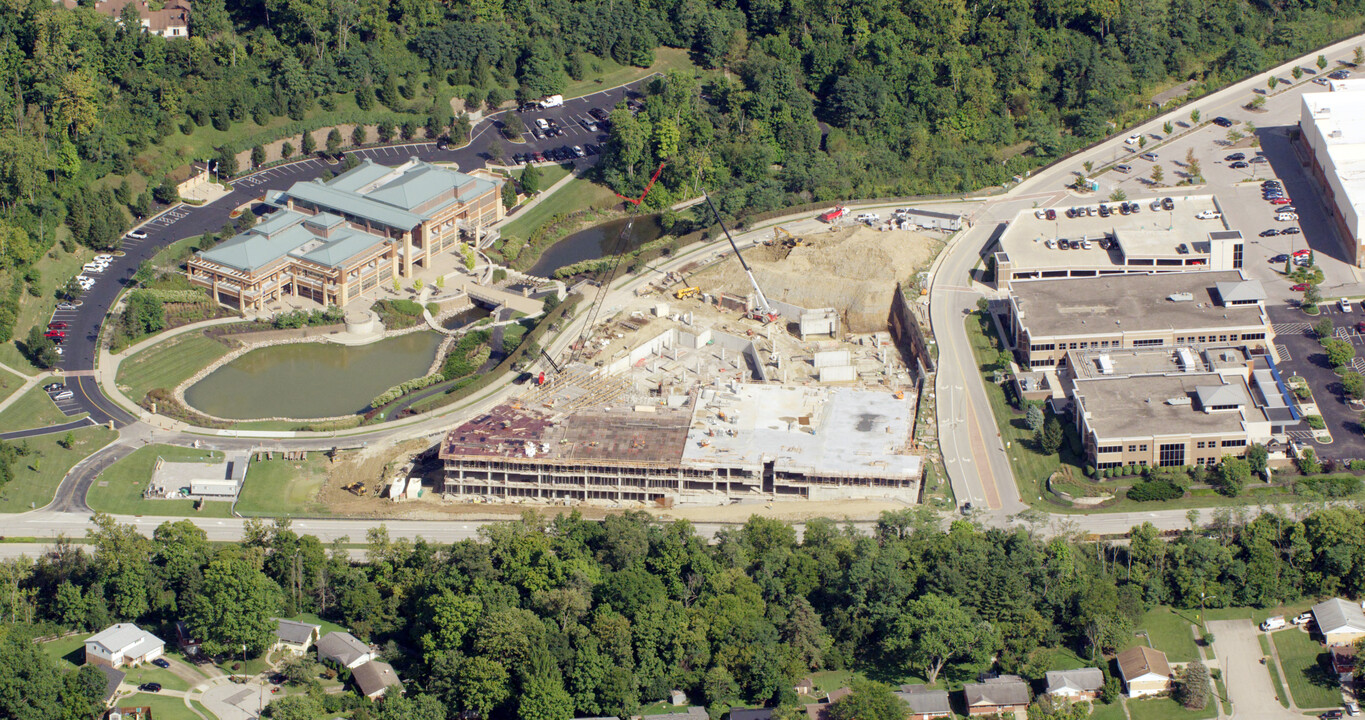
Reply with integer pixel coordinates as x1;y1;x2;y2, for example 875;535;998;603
817;205;849;223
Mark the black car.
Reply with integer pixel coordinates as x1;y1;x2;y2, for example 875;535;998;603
1260;229;1280;237
1213;116;1233;127
1161;197;1174;210
1231;161;1249;169
589;107;609;121
1330;70;1350;80
1270;254;1289;262
1263;181;1282;188
1225;153;1246;161
140;683;162;693
152;658;170;669
1283;226;1302;235
44;383;64;392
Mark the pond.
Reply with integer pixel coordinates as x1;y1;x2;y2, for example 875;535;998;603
184;332;444;419
525;214;665;277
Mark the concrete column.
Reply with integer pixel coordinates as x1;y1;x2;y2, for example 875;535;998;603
402;231;413;278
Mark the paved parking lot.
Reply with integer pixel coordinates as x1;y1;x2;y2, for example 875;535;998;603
1269;303;1365;458
1208;619;1302;720
507;86;640;165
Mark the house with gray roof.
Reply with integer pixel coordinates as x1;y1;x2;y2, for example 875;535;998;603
188;158;501;312
1045;668;1105;700
962;676;1030;716
353;659;403;699
1313;598;1365;646
273;618;322;656
84;624;164;669
894;685;952;720
95;664;125;707
316;631;374;669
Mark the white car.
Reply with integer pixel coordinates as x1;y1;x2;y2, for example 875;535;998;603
1343;298;1354;312
82;263;102;273
127;229;147;240
1277;212;1299;221
855;213;880;224
535;118;549;130
52;390;73;401
1034;209;1048;219
1125;134;1141;145
76;275;93;283
1196;210;1223;220
1293;613;1313;625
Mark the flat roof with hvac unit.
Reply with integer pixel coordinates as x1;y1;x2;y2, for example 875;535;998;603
1007;270;1269;340
148;453;250;500
1300;90;1365;265
1073;373;1264;439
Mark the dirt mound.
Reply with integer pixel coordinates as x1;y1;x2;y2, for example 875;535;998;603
695;225;940;332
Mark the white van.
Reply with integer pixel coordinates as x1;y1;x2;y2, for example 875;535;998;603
539;94;564;109
1261;616;1286;631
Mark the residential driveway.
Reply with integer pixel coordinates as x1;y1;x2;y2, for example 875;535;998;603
198;679;278;720
1208;619;1301;719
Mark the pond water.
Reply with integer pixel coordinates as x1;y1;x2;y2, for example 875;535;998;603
184;332;444;419
441;305;492;330
525;214;665;277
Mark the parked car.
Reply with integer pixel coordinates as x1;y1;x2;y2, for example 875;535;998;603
1116;164;1132;173
1212;116;1234;127
1295;613;1314;625
48;321;68;329
56;302;76;310
1231;161;1249;169
1141;152;1159;161
1161;197;1174;210
1342;298;1353;312
1270;197;1292;205
1292;283;1311;291
127;229;148;240
1250;156;1269;163
44;330;65;339
1125;134;1141;145
1346;701;1359;717
1324;711;1345;720
1261;229;1281;238
152;658;170;669
1294;249;1312;257
1196;210;1222;220
1330;70;1351;80
1226;153;1246;161
139;683;161;693
1284;226;1302;235
1277;212;1299;221
1270;254;1289;263
44;383;64;392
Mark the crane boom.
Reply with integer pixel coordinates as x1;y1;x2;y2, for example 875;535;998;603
702;192;777;321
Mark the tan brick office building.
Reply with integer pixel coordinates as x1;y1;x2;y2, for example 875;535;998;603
189;159;500;311
1003;271;1273;369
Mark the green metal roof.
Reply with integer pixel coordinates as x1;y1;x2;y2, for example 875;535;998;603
328;161;395;194
286;180;427;229
198;210;390;273
300;227;386;268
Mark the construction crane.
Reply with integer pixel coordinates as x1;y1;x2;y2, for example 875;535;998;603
558;165;667;370
702;193;780;324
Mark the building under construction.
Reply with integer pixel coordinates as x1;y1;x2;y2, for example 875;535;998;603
438;383;922;504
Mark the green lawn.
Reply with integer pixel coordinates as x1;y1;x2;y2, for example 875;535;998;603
41;635;88;669
120;659;195;693
562;47;698;99
1126;606;1202;663
1090;701;1127;720
234;454;330;516
1040;646;1093;671
1125;695;1216;720
0;237;93;375
499;177;620;243
115;693;201;720
0;383;84;433
86;444;233;517
1259;634;1292;708
282;612;347;639
0;366;25;405
0;427;117;512
115;331;234;404
1273;628;1344;709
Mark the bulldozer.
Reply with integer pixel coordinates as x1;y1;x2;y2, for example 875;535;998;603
344;481;367;496
674;286;701;300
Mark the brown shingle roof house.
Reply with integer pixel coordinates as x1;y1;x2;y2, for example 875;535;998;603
1116;646;1173;697
894;685;952;720
352;659;403;700
963;675;1030;716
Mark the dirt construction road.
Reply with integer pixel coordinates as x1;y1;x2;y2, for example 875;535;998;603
1208;619;1303;720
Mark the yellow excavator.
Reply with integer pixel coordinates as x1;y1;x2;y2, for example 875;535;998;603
674;286;701;300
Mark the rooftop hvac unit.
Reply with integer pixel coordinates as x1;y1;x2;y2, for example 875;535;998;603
1166;396;1193;406
1096;355;1115;375
1176;348;1198;370
1168;292;1194;302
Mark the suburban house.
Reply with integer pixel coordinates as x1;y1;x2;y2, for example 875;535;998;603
57;0;192;37
1116;646;1173;697
316;631;374;669
84;624;165;668
1313;598;1365;646
173;621;201;657
730;708;774;720
95;665;125;707
187;158;501;312
1045;668;1105;700
893;685;952;720
273;619;322;656
353;659;403;700
651;708;708;720
1333;645;1357;683
963;675;1030;716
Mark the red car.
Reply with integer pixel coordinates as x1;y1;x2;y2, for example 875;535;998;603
1357;321;1365;333
47;321;68;329
44;330;65;339
1293;249;1312;257
1270;197;1291;205
1292;283;1310;291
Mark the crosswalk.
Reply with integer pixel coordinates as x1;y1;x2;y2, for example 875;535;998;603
1275;344;1292;362
1273;322;1311;335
